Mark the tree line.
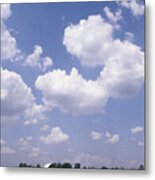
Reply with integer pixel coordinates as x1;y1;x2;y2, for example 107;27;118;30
19;162;144;170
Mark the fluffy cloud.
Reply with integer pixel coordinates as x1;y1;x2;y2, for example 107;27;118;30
25;45;43;68
1;4;53;72
36;14;144;114
131;126;144;134
35;67;107;114
105;132;120;144
1;68;35;118
1;4;12;20
64;14;144;97
108;134;120;144
103;6;122;23
120;0;144;17
1;4;21;61
1;68;45;125
98;40;144;98
91;131;102;140
63;15;113;67
40;127;69;144
42;57;53;71
25;45;53;71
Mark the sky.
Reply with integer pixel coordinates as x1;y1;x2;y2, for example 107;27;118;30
1;0;145;168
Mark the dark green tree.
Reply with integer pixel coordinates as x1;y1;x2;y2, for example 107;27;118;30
62;162;72;168
74;163;81;169
19;163;24;167
138;164;144;170
36;164;41;168
101;166;108;169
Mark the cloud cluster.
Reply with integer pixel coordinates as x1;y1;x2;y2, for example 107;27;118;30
1;68;35;119
103;6;122;23
1;4;144;117
120;0;144;17
40;127;69;144
1;4;21;61
35;67;107;114
91;130;120;144
36;14;144;114
63;15;113;67
105;132;120;144
1;4;53;73
25;45;53;71
1;68;46;125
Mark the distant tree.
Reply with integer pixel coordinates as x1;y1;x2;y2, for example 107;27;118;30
83;166;87;169
57;163;62;168
74;163;81;169
138;164;144;170
19;163;35;168
19;163;24;167
101;166;108;169
62;162;72;168
36;164;41;168
23;163;28;167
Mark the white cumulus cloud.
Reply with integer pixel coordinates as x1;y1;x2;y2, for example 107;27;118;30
35;67;108;114
1;68;46;125
40;127;69;144
63;15;113;67
1;4;53;72
120;0;144;17
103;6;122;23
131;126;144;134
1;4;12;20
35;14;144;114
105;132;120;144
91;131;102;140
1;4;21;61
25;45;53;71
1;68;35;118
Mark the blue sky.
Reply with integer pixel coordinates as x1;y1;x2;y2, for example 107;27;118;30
1;0;144;168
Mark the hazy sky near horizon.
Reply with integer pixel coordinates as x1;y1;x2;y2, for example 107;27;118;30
1;0;144;168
